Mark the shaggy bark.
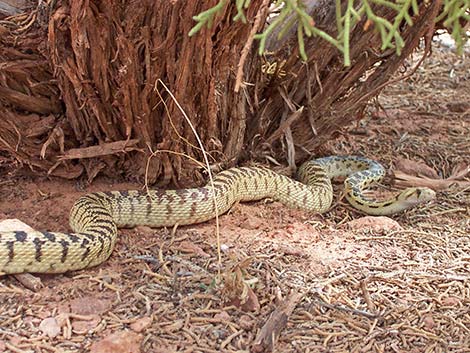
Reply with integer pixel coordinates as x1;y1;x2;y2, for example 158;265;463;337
0;0;442;183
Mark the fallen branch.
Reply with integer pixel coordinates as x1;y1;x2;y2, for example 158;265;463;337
60;139;141;160
14;273;42;292
251;290;304;353
394;164;470;190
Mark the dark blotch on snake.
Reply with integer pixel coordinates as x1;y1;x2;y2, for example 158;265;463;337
6;241;14;261
42;231;56;242
67;233;80;243
189;203;197;218
102;191;115;198
80;238;90;261
33;237;44;262
253;178;259;190
83;233;96;241
59;240;69;263
243;180;249;191
81;238;90;247
14;231;28;242
81;247;90;262
90;210;110;219
274;178;279;191
176;189;187;204
354;199;364;206
92;192;108;202
200;188;209;202
165;194;175;204
95;234;106;256
223;169;237;180
89;224;115;238
146;195;153;217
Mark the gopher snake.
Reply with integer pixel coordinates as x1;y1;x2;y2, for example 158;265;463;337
0;156;435;274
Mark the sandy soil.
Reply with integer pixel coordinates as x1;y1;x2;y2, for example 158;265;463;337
0;46;469;353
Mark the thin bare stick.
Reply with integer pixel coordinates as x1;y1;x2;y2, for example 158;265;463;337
143;148;207;195
234;0;270;93
155;79;222;273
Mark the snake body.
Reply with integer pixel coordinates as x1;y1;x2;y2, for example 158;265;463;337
0;156;435;274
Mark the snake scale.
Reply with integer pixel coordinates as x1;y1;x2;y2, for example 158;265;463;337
0;156;435;275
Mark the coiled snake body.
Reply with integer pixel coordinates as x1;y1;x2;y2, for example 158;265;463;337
0;156;435;274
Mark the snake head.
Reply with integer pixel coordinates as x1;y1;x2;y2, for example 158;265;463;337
399;187;436;207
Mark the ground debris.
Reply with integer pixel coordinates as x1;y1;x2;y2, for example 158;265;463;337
0;45;469;352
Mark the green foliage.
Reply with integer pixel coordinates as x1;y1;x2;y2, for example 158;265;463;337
188;0;229;37
436;0;470;55
190;1;470;66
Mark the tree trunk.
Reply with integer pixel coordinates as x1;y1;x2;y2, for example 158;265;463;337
0;0;441;184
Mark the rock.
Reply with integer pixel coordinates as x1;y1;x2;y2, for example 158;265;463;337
214;311;231;321
441;296;461;307
89;331;142;353
177;241;210;257
227;286;260;313
8;336;22;346
39;317;61;338
346;216;402;233
162;320;184;332
241;287;261;312
70;297;112;315
0;219;35;232
422;315;436;330
55;313;69;327
212;328;229;339
130;317;153;333
240;216;264;230
238;315;255;331
134;226;154;235
71;315;102;333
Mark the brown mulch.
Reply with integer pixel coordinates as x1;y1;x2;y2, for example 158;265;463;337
0;45;469;352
